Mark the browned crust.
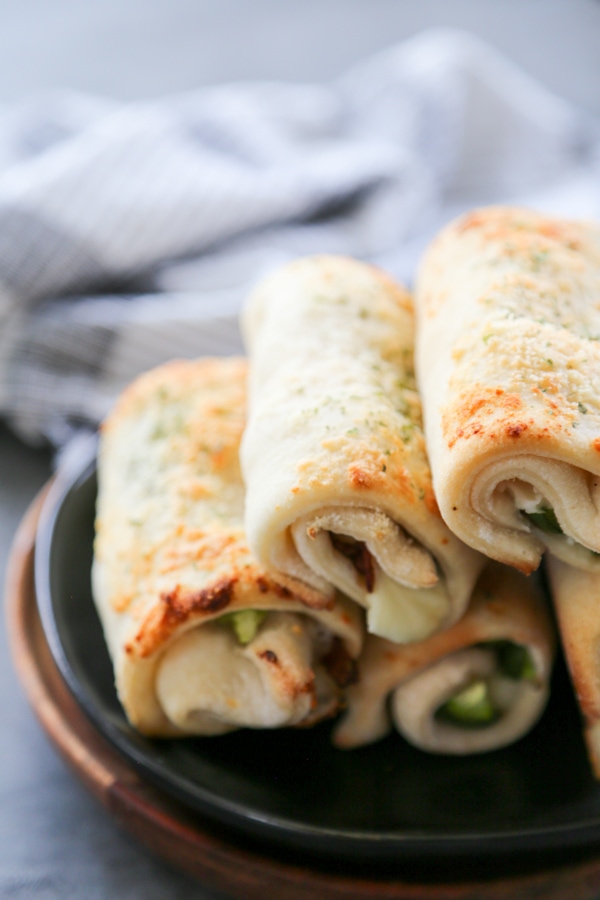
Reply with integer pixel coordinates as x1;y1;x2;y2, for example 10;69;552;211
98;357;341;667
420;207;600;471
124;566;333;660
442;386;570;452
454;207;584;250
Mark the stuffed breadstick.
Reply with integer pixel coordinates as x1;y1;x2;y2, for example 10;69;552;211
92;357;363;737
415;206;600;575
545;554;600;777
240;256;484;645
333;562;555;755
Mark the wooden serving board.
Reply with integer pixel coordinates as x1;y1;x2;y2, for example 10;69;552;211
6;488;600;900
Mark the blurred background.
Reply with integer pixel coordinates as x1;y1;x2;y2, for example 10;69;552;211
1;2;600;899
0;0;599;113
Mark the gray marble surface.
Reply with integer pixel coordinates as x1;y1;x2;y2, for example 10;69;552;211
1;2;600;897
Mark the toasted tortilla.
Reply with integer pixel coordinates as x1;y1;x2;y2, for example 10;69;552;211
92;357;364;736
415;206;600;574
240;255;484;644
333;562;555;754
545;553;600;778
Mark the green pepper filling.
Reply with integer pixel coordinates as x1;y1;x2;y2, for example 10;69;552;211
523;507;562;534
436;680;498;727
434;641;536;728
487;640;536;681
523;506;600;557
219;609;268;645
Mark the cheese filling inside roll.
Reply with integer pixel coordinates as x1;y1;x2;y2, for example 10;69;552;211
92;357;363;737
241;255;484;644
415;206;600;575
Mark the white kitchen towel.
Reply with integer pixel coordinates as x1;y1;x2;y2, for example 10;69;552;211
1;28;599;446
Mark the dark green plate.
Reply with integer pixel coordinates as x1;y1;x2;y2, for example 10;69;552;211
34;437;600;872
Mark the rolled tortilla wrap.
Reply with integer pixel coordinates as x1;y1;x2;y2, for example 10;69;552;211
92;357;363;737
240;255;484;644
415;205;600;575
545;553;600;778
333;562;555;755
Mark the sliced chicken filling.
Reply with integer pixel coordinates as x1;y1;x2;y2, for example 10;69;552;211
155;610;354;734
291;508;450;644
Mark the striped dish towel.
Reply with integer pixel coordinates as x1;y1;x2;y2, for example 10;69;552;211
0;28;598;447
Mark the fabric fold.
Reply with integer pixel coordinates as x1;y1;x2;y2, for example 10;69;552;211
91;356;363;736
240;254;484;644
0;31;596;449
333;562;555;754
415;205;600;574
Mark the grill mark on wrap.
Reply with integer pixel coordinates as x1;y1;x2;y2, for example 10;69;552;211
125;566;335;659
126;578;235;657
